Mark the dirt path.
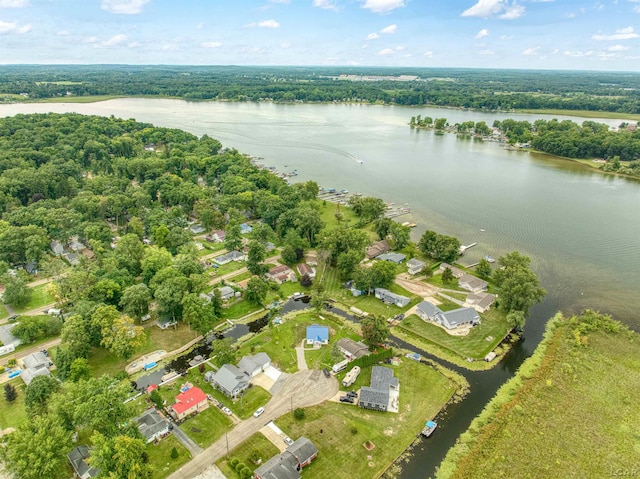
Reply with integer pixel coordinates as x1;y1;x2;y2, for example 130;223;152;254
166;369;338;479
395;273;440;298
208;254;282;286
295;340;308;370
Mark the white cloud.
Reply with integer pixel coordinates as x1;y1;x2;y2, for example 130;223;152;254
592;26;639;40
475;28;489;39
367;32;379;40
378;47;395;55
462;0;525;19
161;43;177;51
423;51;433;57
608;44;629;51
500;34;513;40
57;30;69;36
395;45;404;50
0;20;30;34
313;0;339;10
380;24;397;34
127;41;141;48
201;41;223;48
479;49;495;55
245;19;280;28
564;50;594;57
362;0;405;14
522;46;539;55
280;42;291;48
83;36;98;44
634;5;640;13
101;0;149;15
0;0;29;7
195;22;204;30
101;34;127;47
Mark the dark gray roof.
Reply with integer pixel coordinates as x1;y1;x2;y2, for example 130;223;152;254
371;366;398;390
22;351;48;369
21;364;51;385
359;385;389;407
440;307;480;328
286;437;318;464
212;364;248;394
254;451;300;479
407;258;426;268
68;446;100;479
416;301;441;318
336;338;369;358
135;409;169;442
377;252;406;264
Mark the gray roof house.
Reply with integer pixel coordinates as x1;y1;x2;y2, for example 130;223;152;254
366;239;391;259
237;352;271;378
217;285;236;301
458;274;488;294
439;263;465;278
189;224;206;235
416;300;481;330
135;409;170;443
336;338;370;360
22;351;49;370
286;437;319;468
212;364;249;398
50;240;66;256
254;437;318;479
214;251;245;265
407;258;426;275
374;288;410;308
20;351;52;386
68;445;100;479
68;237;86;252
358;366;399;412
465;292;496;313
0;323;21;348
377;252;407;264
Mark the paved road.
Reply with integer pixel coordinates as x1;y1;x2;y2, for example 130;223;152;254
208;254;282;286
166;369;338;479
0;337;62;372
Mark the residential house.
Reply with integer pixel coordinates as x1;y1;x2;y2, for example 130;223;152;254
20;351;52;386
305;325;329;345
336;338;369;360
406;258;426;275
377;252;406;264
297;263;316;280
416;300;481;330
207;230;226;243
254;437;318;479
217;285;236;301
214;251;245;265
439;263;465;279
267;265;297;284
135;409;170;443
237;352;271;378
212;364;249;398
189;224;206;235
464;292;496;313
68;446;100;479
0;323;21;348
168;386;209;420
50;240;66;256
365;240;391;259
240;223;252;234
265;241;276;253
68;237;86;252
204;370;215;383
374;288;410;308
358;366;399;412
458;274;488;294
23;261;38;275
64;252;80;265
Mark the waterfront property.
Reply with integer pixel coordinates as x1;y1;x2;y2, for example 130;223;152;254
297;263;316;279
416;300;481;331
439;263;465;279
366;240;391;259
458;274;488;294
358;366;399;413
306;324;329;346
68;445;100;479
254;437;318;479
267;264;297;284
238;352;271;378
407;258;426;275
336;338;370;360
377;252;407;264
135;408;170;443
211;364;250;398
374;288;410;307
464;292;496;313
168;386;209;421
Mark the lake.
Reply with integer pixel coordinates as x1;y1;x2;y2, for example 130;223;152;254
3;99;638;329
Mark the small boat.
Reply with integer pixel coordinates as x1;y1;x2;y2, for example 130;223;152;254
421;420;437;437
340;189;348;194
480;229;486;232
485;255;495;263
143;362;157;371
401;221;410;227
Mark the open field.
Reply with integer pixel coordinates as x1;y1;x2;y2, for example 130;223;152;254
220;299;262;321
0;378;28;430
216;432;280;479
147;435;192;479
274;359;456;479
517;108;640;121
13;284;55;313
437;311;640;479
0;304;8;320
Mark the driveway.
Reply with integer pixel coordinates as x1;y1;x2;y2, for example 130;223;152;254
295;340;308;370
165;369;338;479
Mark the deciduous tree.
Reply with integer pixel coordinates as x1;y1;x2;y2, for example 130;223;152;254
360;315;389;348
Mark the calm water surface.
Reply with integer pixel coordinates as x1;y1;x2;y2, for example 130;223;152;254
3;99;638;327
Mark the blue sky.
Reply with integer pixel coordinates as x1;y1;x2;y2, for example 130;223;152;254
1;0;639;70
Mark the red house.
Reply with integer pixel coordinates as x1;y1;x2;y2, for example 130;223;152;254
168;387;209;420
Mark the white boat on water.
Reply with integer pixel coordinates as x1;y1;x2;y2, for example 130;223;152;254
485;255;496;263
421;420;437;437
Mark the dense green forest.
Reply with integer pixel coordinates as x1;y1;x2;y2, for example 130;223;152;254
1;65;640;114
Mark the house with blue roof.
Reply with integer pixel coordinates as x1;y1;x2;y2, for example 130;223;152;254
240;223;252;234
306;324;329;346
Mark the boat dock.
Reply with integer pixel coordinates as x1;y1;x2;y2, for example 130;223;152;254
458;242;477;254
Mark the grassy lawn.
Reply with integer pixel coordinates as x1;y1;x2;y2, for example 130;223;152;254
206;384;271;420
0;303;8;320
275;359;456;479
147;435;192;479
211;261;245;277
395;309;510;361
216;432;280;478
437;312;640;479
126;396;152;417
228;271;252;283
304;318;363;370
277;281;305;298
221;299;262;320
180;405;233;448
318;200;360;229
0;378;28;430
13;284;55;313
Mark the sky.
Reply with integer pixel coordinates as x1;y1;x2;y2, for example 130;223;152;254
0;0;639;70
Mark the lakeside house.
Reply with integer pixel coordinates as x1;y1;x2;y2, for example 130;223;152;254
358;366;399;413
305;324;329;345
68;446;100;479
377;252;407;264
458;274;488;294
407;258;426;275
214;251;245;265
267;265;297;284
211;364;249;398
374;288;410;307
439;263;465;278
217;285;237;301
254;437;318;479
238;352;271;378
416;300;481;330
464;292;496;313
168;386;209;420
366;240;391;259
135;409;170;443
297;263;316;279
336;338;370;360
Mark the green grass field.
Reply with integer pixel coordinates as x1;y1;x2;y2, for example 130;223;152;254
179;405;232;448
437;312;640;479
517;108;640;121
147;435;192;479
0;303;8;320
216;432;280;478
274;359;456;479
221;299;263;321
13;284;55;313
0;378;28;430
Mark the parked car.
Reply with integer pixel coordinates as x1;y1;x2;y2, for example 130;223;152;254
253;407;265;418
322;368;331;378
8;314;19;321
222;407;232;416
339;396;354;403
346;391;358;398
284;436;294;446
